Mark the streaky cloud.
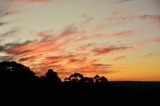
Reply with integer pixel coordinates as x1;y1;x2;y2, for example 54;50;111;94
112;56;125;61
143;52;160;58
0;28;19;37
19;55;37;62
111;0;132;3
15;0;49;3
93;46;131;56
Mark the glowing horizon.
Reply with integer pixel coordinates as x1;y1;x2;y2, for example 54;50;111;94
0;0;160;81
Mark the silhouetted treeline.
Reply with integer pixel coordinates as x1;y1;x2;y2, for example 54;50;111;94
0;61;160;106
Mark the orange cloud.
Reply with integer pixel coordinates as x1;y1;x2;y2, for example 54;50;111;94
67;58;87;66
112;56;125;61
43;55;75;64
6;32;131;77
7;26;79;57
4;27;133;78
69;64;112;75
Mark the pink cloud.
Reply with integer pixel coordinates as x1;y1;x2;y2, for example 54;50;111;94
134;37;160;50
19;0;49;3
152;38;160;44
6;35;113;78
4;26;135;78
143;52;160;57
113;31;134;38
139;15;160;25
95;14;160;32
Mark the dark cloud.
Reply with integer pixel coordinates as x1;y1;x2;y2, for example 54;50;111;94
80;14;94;25
46;54;76;60
0;40;36;52
104;15;160;26
9;50;32;55
0;55;13;62
19;55;36;62
0;1;19;39
112;0;132;3
0;0;19;27
67;58;88;65
19;57;30;62
0;28;19;37
0;3;13;26
92;63;112;67
68;59;79;63
44;55;77;64
0;6;8;18
112;55;125;61
0;46;5;51
61;24;77;36
93;46;131;56
44;56;67;63
37;31;54;42
0;22;6;26
0;10;8;26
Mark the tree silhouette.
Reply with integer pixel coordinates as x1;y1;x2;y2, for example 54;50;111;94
45;69;61;84
0;61;35;80
100;76;108;83
0;61;158;106
82;77;94;83
93;75;101;83
93;75;109;83
67;73;84;82
0;61;38;105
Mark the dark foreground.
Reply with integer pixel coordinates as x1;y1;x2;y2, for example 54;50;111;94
0;61;160;106
1;81;160;106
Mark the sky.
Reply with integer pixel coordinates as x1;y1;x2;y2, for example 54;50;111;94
0;0;160;81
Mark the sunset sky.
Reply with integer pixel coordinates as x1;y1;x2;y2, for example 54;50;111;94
0;0;160;81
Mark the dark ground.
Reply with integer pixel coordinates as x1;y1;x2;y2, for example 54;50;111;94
1;81;160;106
0;61;160;106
